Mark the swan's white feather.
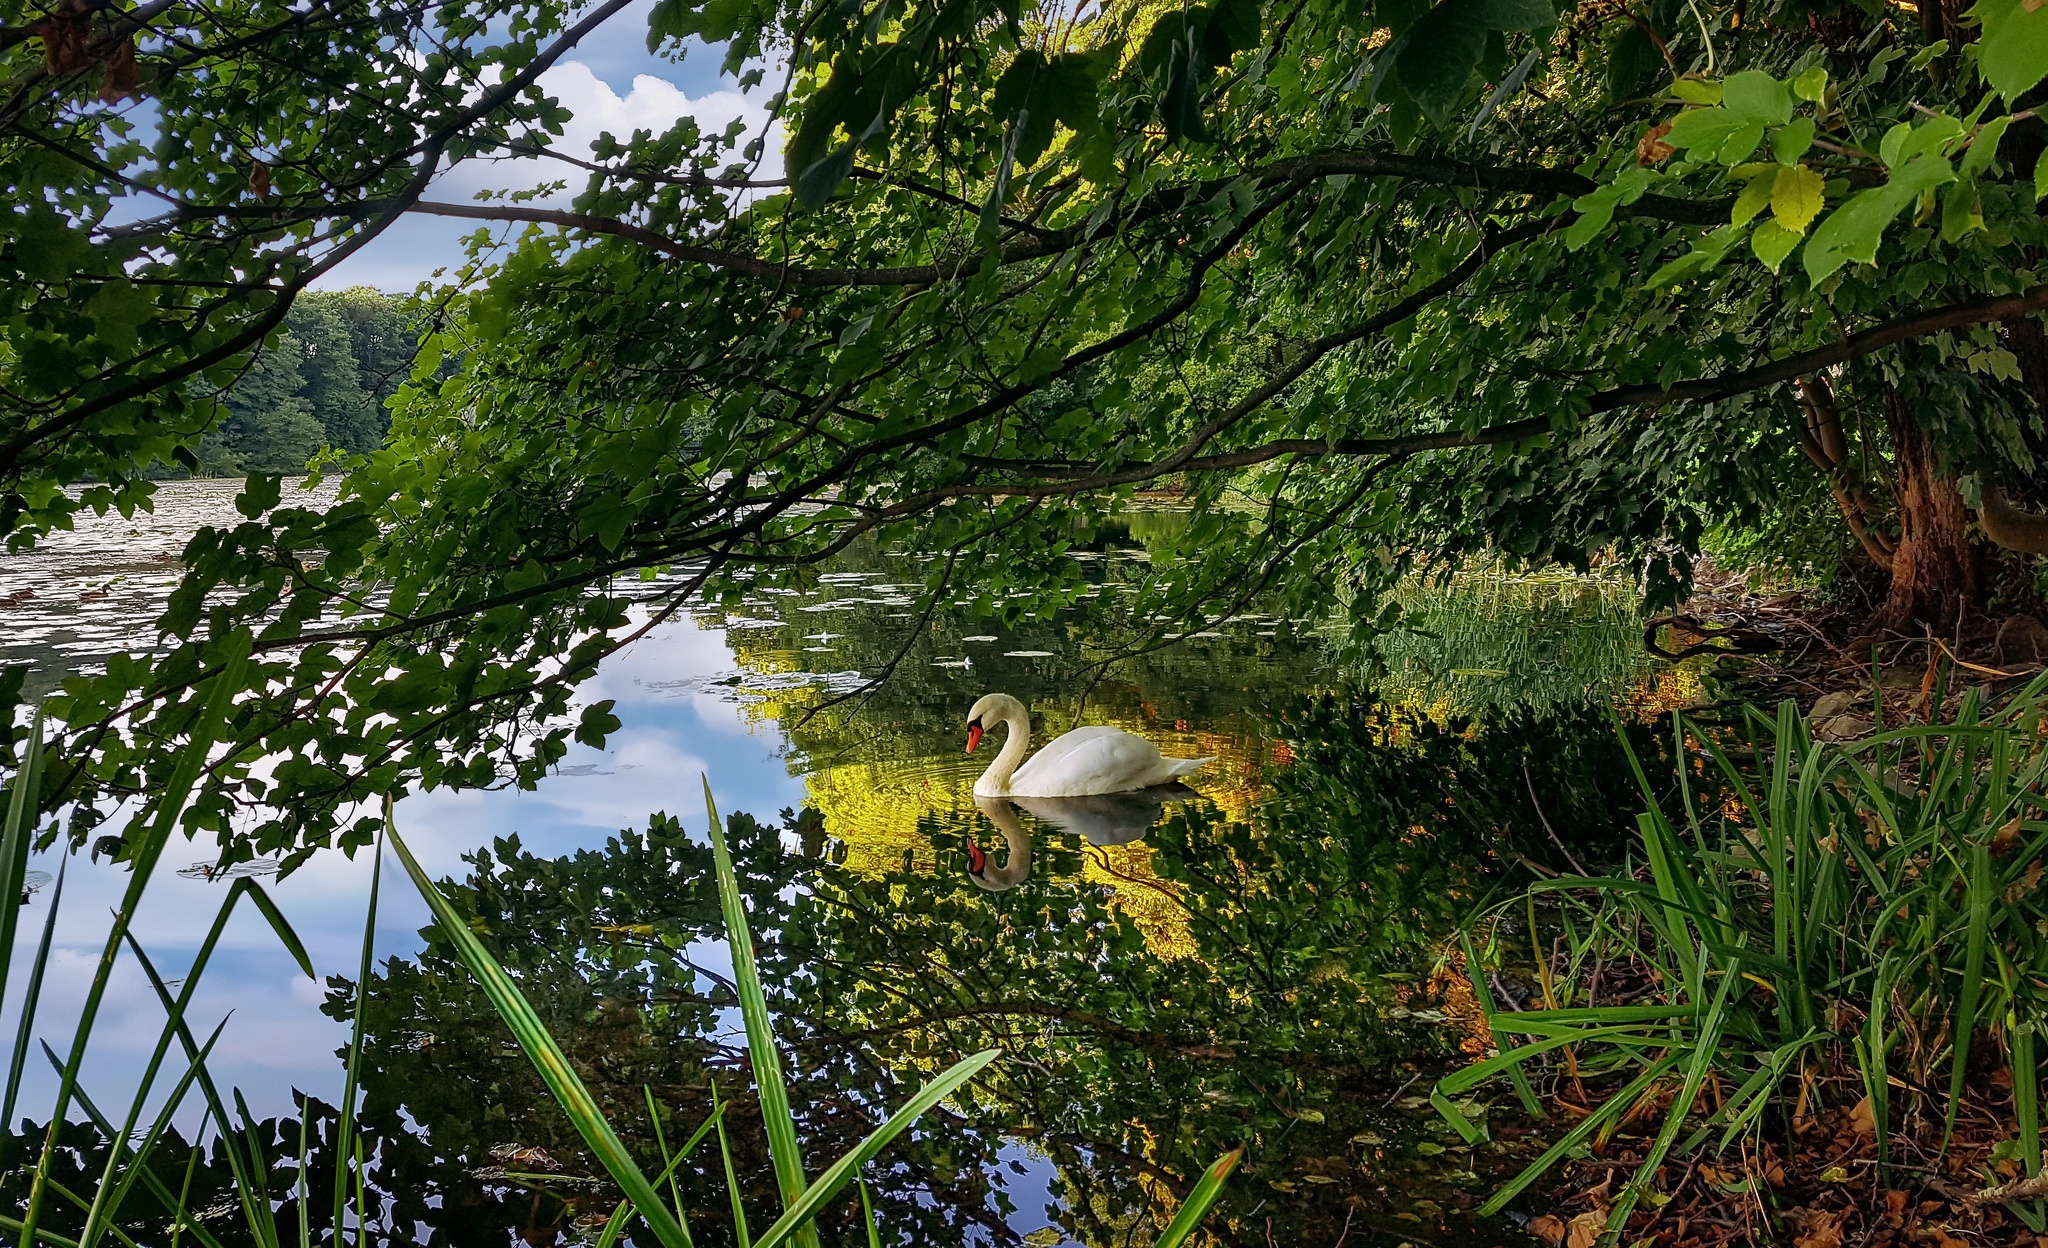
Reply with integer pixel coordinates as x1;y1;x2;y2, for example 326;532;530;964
997;724;1211;797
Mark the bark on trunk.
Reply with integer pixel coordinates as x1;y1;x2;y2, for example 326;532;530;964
1868;386;1979;637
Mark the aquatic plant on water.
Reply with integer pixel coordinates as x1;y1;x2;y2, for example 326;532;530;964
1443;679;2048;1241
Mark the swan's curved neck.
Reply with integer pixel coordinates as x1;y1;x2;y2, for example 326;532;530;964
976;700;1032;795
969;803;1032;891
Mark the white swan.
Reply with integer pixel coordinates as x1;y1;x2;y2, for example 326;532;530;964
964;693;1213;797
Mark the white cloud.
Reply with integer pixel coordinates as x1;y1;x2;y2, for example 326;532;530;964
435;61;773;204
318;59;781;290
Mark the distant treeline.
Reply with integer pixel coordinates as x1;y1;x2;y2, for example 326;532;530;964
199;289;420;475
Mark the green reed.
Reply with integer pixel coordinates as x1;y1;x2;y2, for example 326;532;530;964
0;691;1238;1247
1441;677;2048;1236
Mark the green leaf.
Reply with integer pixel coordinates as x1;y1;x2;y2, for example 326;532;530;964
1909;39;1950;70
236;474;283;519
1802;186;1911;282
1663;106;1742;155
1671;77;1721;104
1960;114;2012;180
1202;0;1262;61
1882;115;1965;168
2035;148;2048;202
1731;174;1774;226
647;0;756;46
1468;47;1541;138
1790;66;1828;101
1144;14;1211;141
794;146;857;210
1751;219;1801;272
1643;248;1716;288
1565;187;1620;250
1770;164;1827;234
1971;0;2048;99
1393;3;1488;126
1771;117;1816;165
1721;70;1791;125
991;51;1102;166
978;114;1023;238
1941;180;1984;242
1719;119;1766;164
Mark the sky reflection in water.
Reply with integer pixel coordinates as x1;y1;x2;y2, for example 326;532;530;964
0;480;1670;1244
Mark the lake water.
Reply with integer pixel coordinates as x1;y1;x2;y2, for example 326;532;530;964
0;479;1689;1245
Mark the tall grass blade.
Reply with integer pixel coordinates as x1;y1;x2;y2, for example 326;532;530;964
232;1088;284;1248
646;1085;685;1223
1947;839;1994;1142
21;648;248;1248
1460;931;1541;1118
701;774;813;1247
2014;1023;2043;1230
84;880;310;1248
69;1008;233;1248
385;799;693;1248
0;707;47;1018
172;1136;204;1248
117;937;271;1245
857;1174;881;1248
0;1212;80;1247
294;1107;310;1248
1477;1053;1686;1217
595;1105;727;1248
714;1077;750;1248
331;825;383;1239
56;1051;232;1248
1152;1147;1243;1248
749;1048;1000;1248
3;855;64;1127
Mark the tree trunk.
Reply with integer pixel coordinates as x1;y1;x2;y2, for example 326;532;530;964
1868;386;1979;637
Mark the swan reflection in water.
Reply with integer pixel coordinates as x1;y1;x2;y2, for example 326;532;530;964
966;785;1197;892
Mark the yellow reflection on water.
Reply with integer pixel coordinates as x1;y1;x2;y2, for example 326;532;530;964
715;579;1703;967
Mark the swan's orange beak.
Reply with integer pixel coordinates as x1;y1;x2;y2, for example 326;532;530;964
965;720;983;753
966;839;986;875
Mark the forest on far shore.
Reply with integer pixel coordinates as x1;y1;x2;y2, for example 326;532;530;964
198;288;416;475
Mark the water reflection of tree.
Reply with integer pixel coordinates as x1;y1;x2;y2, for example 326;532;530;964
0;695;1682;1244
328;695;1672;1243
711;527;1336;773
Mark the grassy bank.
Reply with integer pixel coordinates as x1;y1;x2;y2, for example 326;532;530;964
1447;677;2048;1245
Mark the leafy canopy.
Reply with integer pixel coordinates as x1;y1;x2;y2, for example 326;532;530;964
14;0;2048;862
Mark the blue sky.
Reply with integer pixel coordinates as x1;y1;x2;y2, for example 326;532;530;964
317;3;776;291
6;612;808;1122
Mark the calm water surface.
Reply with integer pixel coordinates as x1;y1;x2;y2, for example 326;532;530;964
0;480;1682;1246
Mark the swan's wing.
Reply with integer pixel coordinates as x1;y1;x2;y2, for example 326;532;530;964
1015;725;1127;770
1009;727;1164;796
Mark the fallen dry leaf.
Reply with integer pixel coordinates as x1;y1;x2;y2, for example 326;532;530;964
1638;122;1676;165
1566;1210;1607;1248
1849;1096;1876;1137
1526;1214;1567;1247
1796;1210;1845;1248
